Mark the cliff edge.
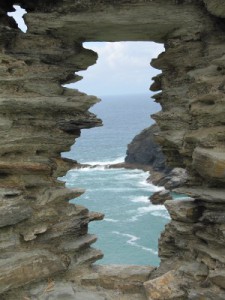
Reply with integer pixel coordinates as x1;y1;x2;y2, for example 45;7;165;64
125;124;167;172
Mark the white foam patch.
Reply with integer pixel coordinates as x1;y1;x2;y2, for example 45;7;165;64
128;215;139;222
137;205;166;214
84;156;125;166
88;187;135;192
130;196;150;203
78;166;106;171
65;172;78;180
104;218;119;223
127;204;167;222
151;211;170;220
138;180;164;192
113;231;157;255
121;172;148;180
174;196;193;201
113;231;139;244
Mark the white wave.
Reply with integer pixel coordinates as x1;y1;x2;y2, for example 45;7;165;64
88;187;135;192
128;215;139;222
63;172;78;181
113;231;139;244
137;205;166;214
151;211;170;220
138;180;164;192
104;218;119;223
129;169;147;174
127;204;167;222
130;196;150;203
139;245;158;254
113;231;157;255
78;166;106;171
121;172;148;180
173;196;193;201
83;156;125;166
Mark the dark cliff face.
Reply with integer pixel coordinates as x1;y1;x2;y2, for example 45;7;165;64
0;1;225;299
125;124;167;172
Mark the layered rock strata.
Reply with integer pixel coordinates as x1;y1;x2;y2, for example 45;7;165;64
0;2;105;298
148;4;225;298
0;0;225;299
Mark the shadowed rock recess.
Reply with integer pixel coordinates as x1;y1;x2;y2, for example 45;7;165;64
0;0;225;299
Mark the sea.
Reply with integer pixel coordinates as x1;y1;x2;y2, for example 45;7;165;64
61;93;170;266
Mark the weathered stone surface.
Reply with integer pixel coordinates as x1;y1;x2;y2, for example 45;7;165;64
193;147;225;183
88;211;104;222
58;234;97;252
203;0;225;18
0;227;20;251
150;189;172;205
174;187;225;203
0;192;32;227
178;262;208;281
4;278;148;300
200;211;225;224
23;1;211;43
82;265;154;293
165;198;202;223
0;250;67;294
188;288;225;300
209;269;225;289
21;223;48;241
37;187;85;206
192;242;225;265
144;271;186;300
161;168;189;189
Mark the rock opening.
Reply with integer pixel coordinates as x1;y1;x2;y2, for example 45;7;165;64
61;41;169;266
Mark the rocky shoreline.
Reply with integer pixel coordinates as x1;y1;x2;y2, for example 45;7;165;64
74;159;188;206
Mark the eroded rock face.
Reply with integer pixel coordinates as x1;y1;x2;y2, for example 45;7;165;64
150;189;172;205
125;124;167;172
0;0;225;299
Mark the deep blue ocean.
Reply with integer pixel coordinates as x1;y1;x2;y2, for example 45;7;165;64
61;94;170;266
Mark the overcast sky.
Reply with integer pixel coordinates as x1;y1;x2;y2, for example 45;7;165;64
9;6;164;97
73;42;164;97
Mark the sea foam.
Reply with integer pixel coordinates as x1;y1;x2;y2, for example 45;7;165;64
104;218;119;223
83;156;125;166
113;231;157;255
130;196;150;203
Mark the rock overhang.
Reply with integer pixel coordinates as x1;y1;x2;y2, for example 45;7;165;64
2;1;214;43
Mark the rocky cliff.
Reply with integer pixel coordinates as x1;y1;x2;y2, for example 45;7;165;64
125;124;167;172
0;0;225;299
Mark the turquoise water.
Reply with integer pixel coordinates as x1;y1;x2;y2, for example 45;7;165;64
62;94;170;266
